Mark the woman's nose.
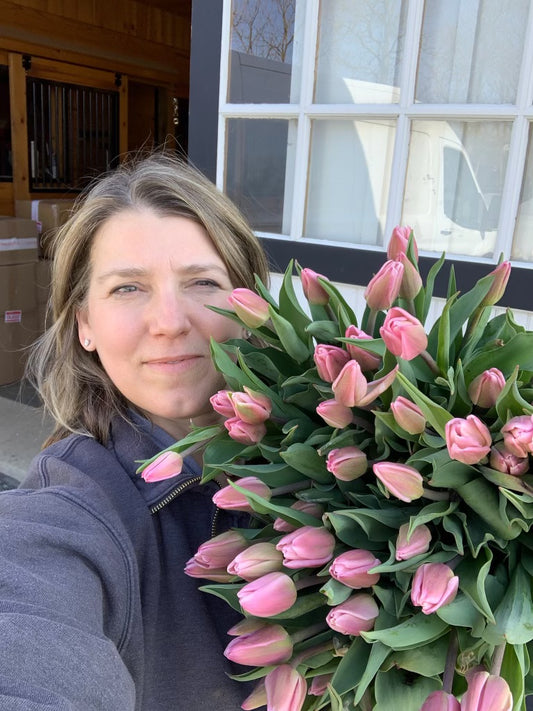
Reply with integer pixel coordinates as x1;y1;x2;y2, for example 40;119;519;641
147;290;192;336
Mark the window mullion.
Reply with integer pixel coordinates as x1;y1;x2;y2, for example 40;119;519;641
216;0;232;188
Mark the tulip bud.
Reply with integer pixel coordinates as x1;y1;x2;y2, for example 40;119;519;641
332;360;368;407
223;622;293;666
395;523;431;561
273;500;324;533
228;288;270;329
309;673;333;697
241;680;267;710
329;549;381;588
411;562;459;614
364;259;404;311
445;415;492;465
237;571;297;617
326;593;379;635
194;530;249;569
184;558;234;582
344;325;382;371
373;462;424;502
276;525;336;568
397;252;423;300
387;225;417;261
316;398;353;428
390;396;426;434
213;476;272;513
231;387;272;424
501;414;533;457
420;690;460;711
313;343;350;383
300;267;330;305
460;671;513;711
210;389;235;418
468;368;506;408
141;450;183;483
481;261;511;307
490;445;529;476
264;665;307;711
227;618;265;636
380;307;428;360
224;416;267;445
227;542;284;581
326;446;368;481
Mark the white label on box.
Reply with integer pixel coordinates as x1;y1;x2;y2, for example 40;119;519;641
4;310;22;323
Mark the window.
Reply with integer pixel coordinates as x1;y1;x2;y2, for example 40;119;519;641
218;0;533;271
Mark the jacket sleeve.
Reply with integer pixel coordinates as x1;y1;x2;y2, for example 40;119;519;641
0;477;140;710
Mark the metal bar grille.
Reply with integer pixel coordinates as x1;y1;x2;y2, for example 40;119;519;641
27;77;119;192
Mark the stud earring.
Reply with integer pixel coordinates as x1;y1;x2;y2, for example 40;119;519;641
83;338;91;348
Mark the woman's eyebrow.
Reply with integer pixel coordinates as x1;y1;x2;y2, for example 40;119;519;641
95;263;230;283
96;267;148;283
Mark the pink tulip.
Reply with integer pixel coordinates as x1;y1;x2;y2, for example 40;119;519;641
332;360;368;408
468;368;506;408
380;307;428;360
273;501;324;533
373;462;424;502
316;399;353;428
326;446;368;481
481;261;511;307
395;523;432;561
231;387;272;424
313;344;350;382
194;530;249;569
275;525;336;569
390;396;426;434
210;389;236;417
411;563;459;614
184;558;234;583
460;671;513;711
224;623;293;666
326;593;379;635
397;252;423;300
300;267;330;305
141;450;183;482
227;618;265;636
227;542;283;581
445;415;492;465
228;288;270;329
241;680;267;710
344;325;382;371
237;572;297;617
364;259;404;311
357;365;399;408
309;673;333;696
501;414;533;458
490;445;529;476
264;664;307;711
224;416;267;445
329;549;381;588
387;225;417;261
420;690;460;711
213;476;272;513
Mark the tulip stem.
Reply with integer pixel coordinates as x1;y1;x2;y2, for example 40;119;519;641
420;349;441;376
294;575;323;591
271;481;313;496
366;309;378;338
442;629;458;693
291;639;335;668
422;487;450;501
290;622;329;644
490;643;506;676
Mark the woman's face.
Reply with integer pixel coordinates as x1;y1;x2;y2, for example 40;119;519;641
77;208;243;439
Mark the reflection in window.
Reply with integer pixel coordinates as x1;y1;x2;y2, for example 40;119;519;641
225;118;292;233
0;66;12;180
228;0;297;103
305;119;395;245
314;0;407;104
513;124;533;263
417;0;528;103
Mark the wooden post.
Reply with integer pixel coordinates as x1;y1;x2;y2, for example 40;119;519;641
118;73;128;160
8;51;30;201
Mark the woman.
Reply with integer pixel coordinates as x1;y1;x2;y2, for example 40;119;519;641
0;153;269;709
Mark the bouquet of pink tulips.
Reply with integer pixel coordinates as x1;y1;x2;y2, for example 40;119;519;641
139;227;533;711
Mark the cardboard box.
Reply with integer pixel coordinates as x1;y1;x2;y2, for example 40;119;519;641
0;217;39;266
0;262;39;386
16;199;76;258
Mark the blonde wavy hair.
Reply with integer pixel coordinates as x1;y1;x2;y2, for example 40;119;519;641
28;152;270;445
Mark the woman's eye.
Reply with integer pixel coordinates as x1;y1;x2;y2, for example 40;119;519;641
112;284;138;294
193;279;220;288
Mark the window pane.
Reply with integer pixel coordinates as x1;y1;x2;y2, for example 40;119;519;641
315;0;407;104
416;0;528;103
228;0;302;103
225;118;294;233
403;120;509;257
305;119;395;245
512;124;533;262
0;65;12;180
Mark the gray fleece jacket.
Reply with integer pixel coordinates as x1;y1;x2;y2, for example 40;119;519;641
0;413;247;710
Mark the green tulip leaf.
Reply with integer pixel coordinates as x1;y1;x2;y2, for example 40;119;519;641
361;612;449;650
319;578;353;606
374;666;441;711
455;548;495;623
268;306;311;363
279;443;332;484
392;635;449;677
464;332;533;383
396;371;453;438
482;565;533;645
199;583;244;612
330;637;373;696
278;260;313;342
229;482;323;527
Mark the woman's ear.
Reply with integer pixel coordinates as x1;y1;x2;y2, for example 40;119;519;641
76;309;95;351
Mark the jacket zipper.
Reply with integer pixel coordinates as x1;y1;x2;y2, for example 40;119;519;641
149;475;222;538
